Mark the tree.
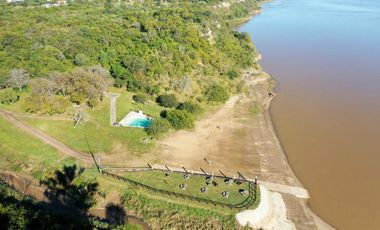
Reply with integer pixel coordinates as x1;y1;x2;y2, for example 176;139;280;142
49;72;70;96
132;93;147;104
173;76;192;92
105;203;126;226
226;69;239;80
205;84;229;103
156;94;178;108
177;101;201;114
66;67;113;107
29;78;56;97
74;53;89;66
146;118;171;137
72;110;86;127
3;69;30;91
0;88;18;104
40;165;98;214
165;110;194;129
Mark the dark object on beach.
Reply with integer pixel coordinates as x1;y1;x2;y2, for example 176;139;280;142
268;92;274;97
200;187;208;193
212;181;218;187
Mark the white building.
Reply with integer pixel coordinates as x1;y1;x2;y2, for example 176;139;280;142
7;0;24;3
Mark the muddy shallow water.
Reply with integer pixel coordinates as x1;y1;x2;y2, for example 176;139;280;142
238;0;380;229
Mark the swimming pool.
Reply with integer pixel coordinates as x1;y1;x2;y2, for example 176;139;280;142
124;117;152;128
119;111;152;128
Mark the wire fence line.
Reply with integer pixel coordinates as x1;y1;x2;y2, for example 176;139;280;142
101;169;258;210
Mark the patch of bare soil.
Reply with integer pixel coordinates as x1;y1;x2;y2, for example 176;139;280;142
157;70;321;229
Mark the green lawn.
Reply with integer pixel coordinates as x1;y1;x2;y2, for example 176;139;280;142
21;88;164;155
0;116;76;179
121;170;250;205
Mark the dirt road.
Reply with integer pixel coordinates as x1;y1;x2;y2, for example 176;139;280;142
0;109;93;165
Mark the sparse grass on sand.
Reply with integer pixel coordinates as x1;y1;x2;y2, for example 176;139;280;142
0;116;76;179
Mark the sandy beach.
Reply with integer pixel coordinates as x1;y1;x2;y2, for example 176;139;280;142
156;68;332;229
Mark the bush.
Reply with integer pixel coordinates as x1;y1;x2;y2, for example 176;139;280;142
146;118;171;137
165;110;194;130
205;84;229;103
226;69;239;80
144;85;160;95
74;53;89;66
0;88;18;104
24;95;70;115
177;101;201;114
132;93;147;104
126;76;146;92
156;94;178;108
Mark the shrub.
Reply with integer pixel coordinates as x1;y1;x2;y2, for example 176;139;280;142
205;84;229;103
177;101;201;114
74;53;89;66
24;95;70;115
146;118;171;137
226;69;239;80
132;93;147;104
126;76;145;92
3;69;30;91
156;94;178;108
165;110;194;130
144;85;160;95
0;88;18;104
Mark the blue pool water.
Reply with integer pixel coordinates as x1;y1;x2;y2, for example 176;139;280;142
126;117;152;128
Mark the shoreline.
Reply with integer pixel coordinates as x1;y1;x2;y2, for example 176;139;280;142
243;1;335;228
157;1;335;228
265;88;334;229
156;67;331;229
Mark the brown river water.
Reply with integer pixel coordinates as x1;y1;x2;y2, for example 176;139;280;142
239;0;380;229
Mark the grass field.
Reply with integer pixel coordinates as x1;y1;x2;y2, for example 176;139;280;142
81;169;241;229
0;116;76;179
1;87;216;160
19;88;164;155
121;170;251;205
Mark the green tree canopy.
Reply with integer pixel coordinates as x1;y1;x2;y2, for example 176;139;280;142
165;110;194;130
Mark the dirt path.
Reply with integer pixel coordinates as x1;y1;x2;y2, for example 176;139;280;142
0;109;93;166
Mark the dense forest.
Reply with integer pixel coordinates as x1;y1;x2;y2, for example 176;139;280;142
0;0;260;94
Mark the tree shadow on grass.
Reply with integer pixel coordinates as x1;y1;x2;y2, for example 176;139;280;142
40;164;98;219
105;202;126;226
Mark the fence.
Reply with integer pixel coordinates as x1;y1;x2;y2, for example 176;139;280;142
101;169;258;210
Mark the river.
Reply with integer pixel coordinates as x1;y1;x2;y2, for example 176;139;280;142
238;0;380;229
